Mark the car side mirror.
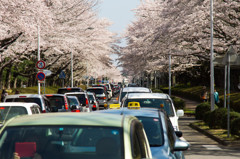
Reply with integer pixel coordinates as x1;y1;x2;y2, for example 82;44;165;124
177;110;184;117
175;131;183;138
174;140;189;151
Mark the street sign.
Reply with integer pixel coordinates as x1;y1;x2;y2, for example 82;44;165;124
36;72;46;81
36;60;46;69
43;69;52;77
59;71;66;79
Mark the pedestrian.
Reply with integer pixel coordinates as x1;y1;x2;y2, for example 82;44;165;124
214;89;219;105
200;86;208;102
1;89;8;102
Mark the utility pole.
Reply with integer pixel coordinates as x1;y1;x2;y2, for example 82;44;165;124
210;0;215;111
169;54;171;97
71;52;73;87
37;24;41;95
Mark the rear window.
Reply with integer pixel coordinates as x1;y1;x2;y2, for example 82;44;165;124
5;98;42;107
66;94;86;105
0;126;123;159
87;89;104;95
45;96;65;109
67;97;80;106
57;88;83;94
0;106;28;123
124;98;174;117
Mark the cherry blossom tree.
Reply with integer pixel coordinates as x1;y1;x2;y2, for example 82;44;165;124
120;0;240;81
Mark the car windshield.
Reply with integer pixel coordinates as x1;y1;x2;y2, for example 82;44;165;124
67;97;80;106
87;89;104;95
137;116;164;147
0;126;123;159
120;92;150;103
88;95;94;101
0;106;27;123
5;98;42;107
124;99;174;117
45;96;64;109
66;94;86;105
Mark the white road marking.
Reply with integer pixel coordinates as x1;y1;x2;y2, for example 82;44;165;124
202;145;222;150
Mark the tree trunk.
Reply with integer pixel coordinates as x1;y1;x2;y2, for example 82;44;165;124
14;78;18;88
7;68;12;89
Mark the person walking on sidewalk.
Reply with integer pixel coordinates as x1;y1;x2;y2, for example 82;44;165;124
200;86;208;102
1;89;8;102
214;89;219;105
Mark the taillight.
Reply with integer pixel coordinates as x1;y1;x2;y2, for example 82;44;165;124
64;96;68;110
42;110;46;113
93;105;96;108
86;98;89;108
101;97;106;100
72;110;80;112
0;107;5;109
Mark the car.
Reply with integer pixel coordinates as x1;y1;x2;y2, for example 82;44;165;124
0;113;152;159
118;87;152;105
44;94;70;112
127;83;139;87
57;87;84;94
0;102;41;127
91;84;110;100
86;87;108;109
65;92;91;112
97;106;189;159
104;83;113;99
121;93;184;131
87;92;99;111
67;96;82;112
4;94;51;113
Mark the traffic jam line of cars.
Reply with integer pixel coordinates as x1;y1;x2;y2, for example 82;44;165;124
0;84;189;159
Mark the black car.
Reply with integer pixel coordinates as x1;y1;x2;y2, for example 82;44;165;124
57;87;84;94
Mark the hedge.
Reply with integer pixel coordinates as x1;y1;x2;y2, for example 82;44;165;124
221;111;240;129
195;102;215;120
208;108;227;129
231;117;240;136
171;96;185;110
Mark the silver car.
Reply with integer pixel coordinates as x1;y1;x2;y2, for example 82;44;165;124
87;92;99;111
86;87;108;109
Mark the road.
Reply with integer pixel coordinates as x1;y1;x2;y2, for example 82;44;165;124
108;94;240;158
180;116;240;159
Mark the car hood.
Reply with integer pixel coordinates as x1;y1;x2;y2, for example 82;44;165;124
151;147;169;159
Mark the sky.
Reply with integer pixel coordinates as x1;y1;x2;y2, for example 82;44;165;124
98;0;140;68
99;0;140;34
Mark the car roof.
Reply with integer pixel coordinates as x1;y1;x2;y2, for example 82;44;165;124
65;92;86;95
122;87;151;92
5;94;43;98
0;102;40;108
98;108;160;118
87;87;104;90
127;93;170;99
4;113;131;127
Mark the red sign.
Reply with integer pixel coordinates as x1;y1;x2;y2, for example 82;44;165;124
36;72;46;81
36;60;46;69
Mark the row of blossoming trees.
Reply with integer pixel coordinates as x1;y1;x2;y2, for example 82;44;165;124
120;0;240;88
0;0;122;89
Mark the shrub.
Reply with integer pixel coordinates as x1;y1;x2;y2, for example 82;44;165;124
203;111;212;125
231;117;240;136
171;96;185;110
195;102;211;120
208;108;227;129
221;111;240;129
152;89;163;93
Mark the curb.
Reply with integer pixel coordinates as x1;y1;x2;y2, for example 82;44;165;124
189;123;240;148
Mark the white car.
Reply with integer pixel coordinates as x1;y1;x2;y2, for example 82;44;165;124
4;94;50;113
118;87;152;105
121;93;184;131
0;102;41;126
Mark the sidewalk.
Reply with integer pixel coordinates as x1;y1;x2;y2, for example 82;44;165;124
177;96;240;148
